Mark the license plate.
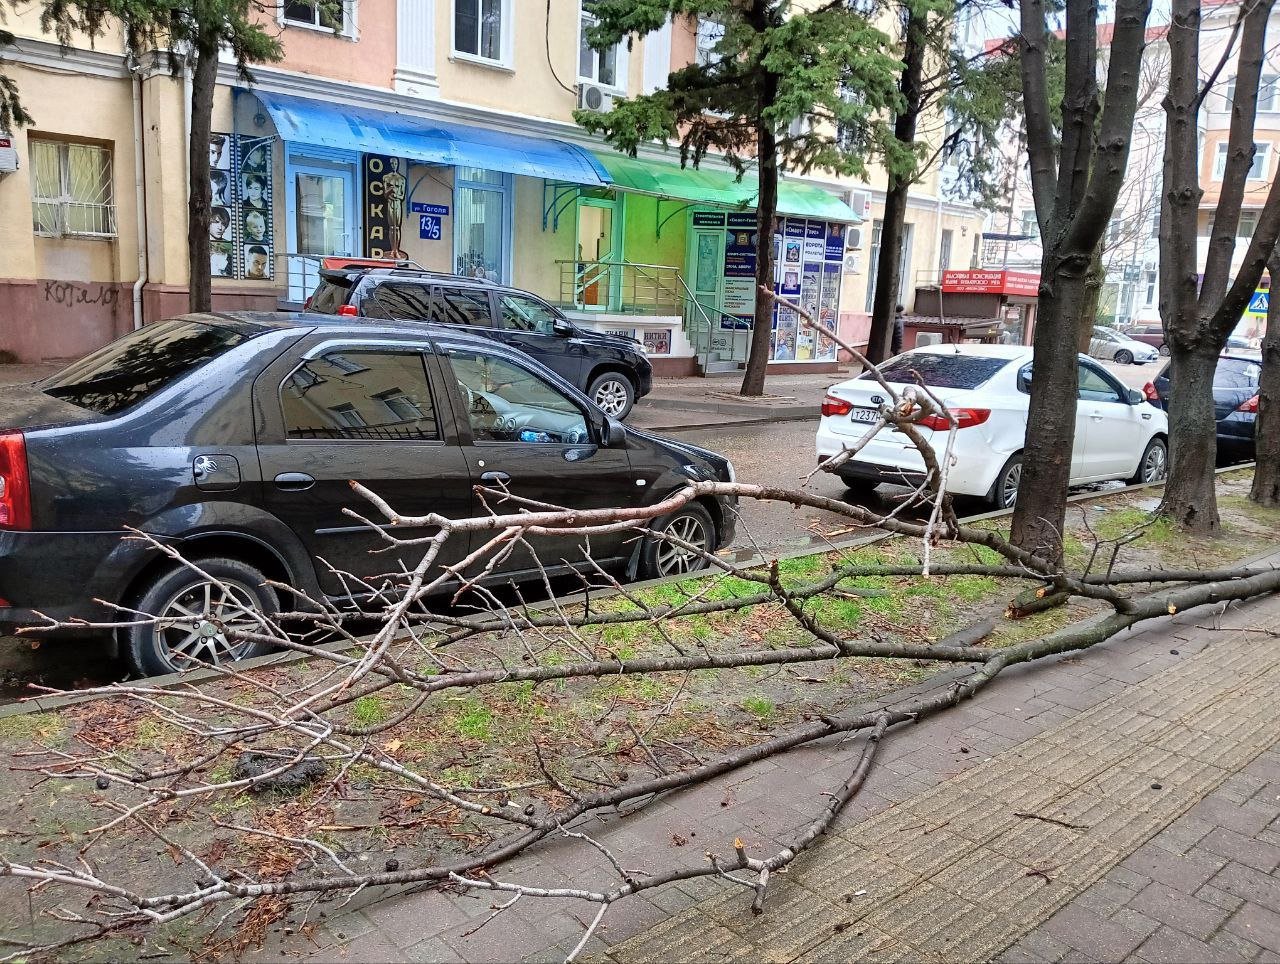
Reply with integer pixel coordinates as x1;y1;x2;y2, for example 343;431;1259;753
849;407;879;424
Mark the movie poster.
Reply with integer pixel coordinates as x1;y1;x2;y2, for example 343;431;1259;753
213;132;274;281
364;154;409;259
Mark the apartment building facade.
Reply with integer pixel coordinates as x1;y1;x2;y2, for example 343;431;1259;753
0;0;986;371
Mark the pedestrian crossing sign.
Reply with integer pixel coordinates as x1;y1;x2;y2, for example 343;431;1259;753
1247;290;1269;315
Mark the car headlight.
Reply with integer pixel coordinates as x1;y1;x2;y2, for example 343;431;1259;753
725;459;736;483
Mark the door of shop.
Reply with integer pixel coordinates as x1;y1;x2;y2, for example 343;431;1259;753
687;219;747;370
286;156;358;303
574;196;622;310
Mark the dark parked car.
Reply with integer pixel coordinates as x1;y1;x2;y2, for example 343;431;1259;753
1128;324;1250;356
307;266;652;419
1146;351;1261;459
0;313;735;676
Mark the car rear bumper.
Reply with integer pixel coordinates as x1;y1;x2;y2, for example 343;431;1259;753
815;421;1002;497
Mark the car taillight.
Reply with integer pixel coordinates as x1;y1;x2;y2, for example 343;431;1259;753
1238;395;1259;414
821;395;854;418
1143;382;1160;403
303;295;313;310
0;432;31;531
337;304;359;317
919;408;992;431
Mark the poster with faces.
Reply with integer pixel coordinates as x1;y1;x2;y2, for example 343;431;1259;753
212;133;274;281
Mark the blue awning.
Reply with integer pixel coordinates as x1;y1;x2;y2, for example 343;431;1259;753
249;91;612;186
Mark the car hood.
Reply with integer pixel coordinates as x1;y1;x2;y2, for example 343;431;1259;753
573;327;643;351
625;427;731;481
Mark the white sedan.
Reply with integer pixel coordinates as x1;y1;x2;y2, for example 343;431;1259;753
815;344;1170;508
1088;327;1160;365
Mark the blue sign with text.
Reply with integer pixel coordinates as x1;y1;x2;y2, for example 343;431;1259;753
410;202;450;216
419;214;442;240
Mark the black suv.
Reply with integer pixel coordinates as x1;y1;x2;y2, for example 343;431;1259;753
0;313;735;677
308;267;652;419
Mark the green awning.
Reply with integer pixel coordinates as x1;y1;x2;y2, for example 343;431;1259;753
593;152;859;222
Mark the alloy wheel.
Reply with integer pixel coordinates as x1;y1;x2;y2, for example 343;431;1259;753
157;578;266;668
1000;463;1022;509
655;514;710;576
592;378;631;417
1116;350;1133;364
1142;443;1168;483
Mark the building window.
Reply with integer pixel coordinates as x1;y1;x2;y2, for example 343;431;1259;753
1214;141;1269;180
695;18;725;67
1239;210;1260;238
1145;271;1157;306
454;0;507;64
455;167;512;282
579;3;623;89
29;139;116;238
1020;209;1036;237
1225;74;1280;112
864;219;883;313
939;229;953;272
1106;219;1121;247
282;0;352;33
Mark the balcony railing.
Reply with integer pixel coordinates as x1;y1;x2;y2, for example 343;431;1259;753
555;260;689;316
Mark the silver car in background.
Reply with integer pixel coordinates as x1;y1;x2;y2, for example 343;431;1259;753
1089;327;1160;365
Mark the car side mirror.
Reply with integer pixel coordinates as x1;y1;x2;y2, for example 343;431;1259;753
552;318;574;337
1127;388;1144;405
602;417;626;447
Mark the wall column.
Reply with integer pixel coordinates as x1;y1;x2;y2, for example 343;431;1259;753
395;0;439;99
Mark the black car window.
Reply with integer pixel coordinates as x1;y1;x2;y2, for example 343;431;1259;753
308;277;354;314
42;319;249;415
498;293;560;335
361;282;434;321
281;351;439;441
437;288;494;327
1078;362;1122;403
863;353;1007;390
445;348;589;444
1214;357;1262;390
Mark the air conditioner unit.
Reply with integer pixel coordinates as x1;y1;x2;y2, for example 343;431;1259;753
849;189;872;220
846;226;864;250
578;83;615;112
0;135;17;175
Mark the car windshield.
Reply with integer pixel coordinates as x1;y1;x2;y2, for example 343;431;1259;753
1215;357;1262;390
862;353;1008;390
41;320;250;415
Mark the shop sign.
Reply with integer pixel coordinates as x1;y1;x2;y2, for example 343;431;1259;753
410;202;450;216
941;270;1040;296
644;329;673;354
721;212;758;328
363;154;409;259
692;211;727;227
209;131;273;281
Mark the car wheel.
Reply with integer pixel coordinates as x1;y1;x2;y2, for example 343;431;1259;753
987;454;1023;510
639;504;716;580
837;473;881;498
588;373;636;419
124;558;278;677
1129;437;1169;485
1115;349;1134;364
1159;343;1170;356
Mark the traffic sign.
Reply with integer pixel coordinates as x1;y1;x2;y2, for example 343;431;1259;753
1247;290;1269;316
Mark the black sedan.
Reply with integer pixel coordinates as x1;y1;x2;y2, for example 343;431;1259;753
1146;350;1261;460
0;313;735;676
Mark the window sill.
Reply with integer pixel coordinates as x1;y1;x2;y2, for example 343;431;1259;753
449;51;514;73
282;18;356;41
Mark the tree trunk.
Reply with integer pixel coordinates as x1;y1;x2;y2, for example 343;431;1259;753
187;42;218;314
1161;348;1222;530
866;4;927;365
740;94;778;397
1076;246;1105;352
1251;254;1280;506
1009;259;1090;561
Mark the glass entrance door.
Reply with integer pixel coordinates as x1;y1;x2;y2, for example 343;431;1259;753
287;158;357;303
455;168;512;283
575;197;621;309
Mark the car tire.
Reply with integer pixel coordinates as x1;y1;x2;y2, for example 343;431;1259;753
838;473;881;498
588;372;636;419
1159;343;1170;356
638;503;717;580
986;454;1023;510
1129;436;1169;486
124;558;278;678
1115;349;1134;364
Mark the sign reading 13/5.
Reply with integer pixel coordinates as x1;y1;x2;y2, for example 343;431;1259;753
419;215;442;241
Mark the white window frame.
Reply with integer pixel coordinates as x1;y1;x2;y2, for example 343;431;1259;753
279;0;357;39
1239;209;1260;238
1214;140;1272;181
695;17;725;68
451;0;513;70
29;139;117;239
1225;73;1280;112
578;4;627;93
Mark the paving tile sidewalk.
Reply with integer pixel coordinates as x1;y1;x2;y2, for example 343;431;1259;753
629;368;854;431
263;575;1280;964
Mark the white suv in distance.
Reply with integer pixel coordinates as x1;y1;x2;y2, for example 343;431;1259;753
815;345;1170;508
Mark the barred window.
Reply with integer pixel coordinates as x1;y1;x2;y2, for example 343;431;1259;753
30;140;116;238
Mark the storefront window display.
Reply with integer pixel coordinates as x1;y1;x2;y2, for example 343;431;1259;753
456;167;511;282
210;132;275;281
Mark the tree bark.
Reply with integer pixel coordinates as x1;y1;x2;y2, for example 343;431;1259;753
866;3;927;365
1076;245;1106;352
740;77;778;397
187;41;218;314
1251;253;1280;506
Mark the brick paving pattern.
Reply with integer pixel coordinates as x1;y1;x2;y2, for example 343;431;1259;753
264;586;1280;963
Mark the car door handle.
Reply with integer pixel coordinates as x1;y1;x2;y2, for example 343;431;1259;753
1090;413;1105;421
274;472;315;491
480;471;511;485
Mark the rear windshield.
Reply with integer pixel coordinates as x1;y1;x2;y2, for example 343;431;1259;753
41;320;249;415
308;277;354;314
862;353;1008;390
1215;357;1262;390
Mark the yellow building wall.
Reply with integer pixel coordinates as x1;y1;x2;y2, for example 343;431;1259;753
513;177;575;299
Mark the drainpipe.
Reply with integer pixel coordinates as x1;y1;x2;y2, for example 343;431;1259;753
182;52;192;201
129;56;149;331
